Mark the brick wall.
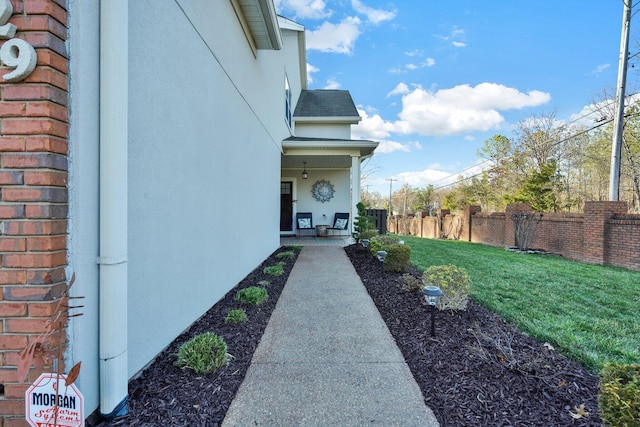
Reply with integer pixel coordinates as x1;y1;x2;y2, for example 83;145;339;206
390;202;640;271
0;1;69;425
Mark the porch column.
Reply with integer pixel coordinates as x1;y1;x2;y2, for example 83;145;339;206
351;155;360;233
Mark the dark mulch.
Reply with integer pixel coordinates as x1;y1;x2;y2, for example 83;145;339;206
344;243;602;427
91;247;300;427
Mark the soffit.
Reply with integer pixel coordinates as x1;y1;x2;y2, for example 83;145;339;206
281;137;378;169
235;0;282;50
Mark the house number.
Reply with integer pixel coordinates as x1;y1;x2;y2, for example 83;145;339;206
0;0;37;82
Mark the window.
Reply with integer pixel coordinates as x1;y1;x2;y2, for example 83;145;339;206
285;75;292;129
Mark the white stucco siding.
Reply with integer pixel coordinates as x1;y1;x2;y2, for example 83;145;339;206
294;122;354;139
294;169;351;227
127;1;282;376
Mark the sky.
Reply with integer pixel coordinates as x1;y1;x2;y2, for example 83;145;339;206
274;0;640;196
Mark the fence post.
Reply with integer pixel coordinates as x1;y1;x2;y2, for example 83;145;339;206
583;201;627;265
463;205;481;242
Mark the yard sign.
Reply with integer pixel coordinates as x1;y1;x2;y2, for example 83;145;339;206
25;373;84;427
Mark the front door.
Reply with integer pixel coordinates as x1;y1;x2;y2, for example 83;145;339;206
280;181;293;232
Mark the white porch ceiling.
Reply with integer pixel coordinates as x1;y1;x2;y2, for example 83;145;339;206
281;154;354;169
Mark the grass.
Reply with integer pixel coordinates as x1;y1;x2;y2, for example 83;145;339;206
175;332;229;375
401;235;640;372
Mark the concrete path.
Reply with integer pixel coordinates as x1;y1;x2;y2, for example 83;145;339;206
222;246;439;426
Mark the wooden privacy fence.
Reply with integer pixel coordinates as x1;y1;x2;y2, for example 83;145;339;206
388;202;640;271
366;209;387;234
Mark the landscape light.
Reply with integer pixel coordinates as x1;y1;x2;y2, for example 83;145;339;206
422;285;443;337
377;250;388;273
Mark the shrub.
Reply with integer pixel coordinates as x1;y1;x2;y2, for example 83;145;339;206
401;273;423;292
235;286;268;305
258;280;270;287
369;234;402;254
383;243;411;273
276;251;295;260
175;332;229;374
599;362;640;426
225;309;248;324
353;202;376;236
422;265;470;311
263;262;284;276
359;230;379;241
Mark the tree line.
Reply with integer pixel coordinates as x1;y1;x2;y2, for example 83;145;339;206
362;96;640;215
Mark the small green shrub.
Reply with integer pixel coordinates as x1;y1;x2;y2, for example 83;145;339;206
384;243;411;273
225;308;248;324
175;332;229;374
258;280;270;287
353;202;376;236
235;286;268;305
369;234;402;254
276;251;295;260
422;265;470;311
359;230;379;241
599;362;640;426
402;273;423;292
263;262;284;276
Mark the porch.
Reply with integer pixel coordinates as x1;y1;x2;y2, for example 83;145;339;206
280;234;354;247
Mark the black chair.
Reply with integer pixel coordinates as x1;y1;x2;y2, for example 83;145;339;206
327;212;349;237
296;212;314;237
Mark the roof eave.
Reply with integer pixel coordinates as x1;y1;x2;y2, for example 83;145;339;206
294;116;362;124
236;0;283;50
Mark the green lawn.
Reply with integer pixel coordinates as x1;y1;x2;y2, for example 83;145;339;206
402;235;640;372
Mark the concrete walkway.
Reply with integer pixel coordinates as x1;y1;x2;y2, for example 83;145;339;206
222;246;439;426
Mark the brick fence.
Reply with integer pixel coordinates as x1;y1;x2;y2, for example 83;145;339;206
0;1;69;425
388;202;640;271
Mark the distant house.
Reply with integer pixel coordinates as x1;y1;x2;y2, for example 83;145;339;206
0;0;377;423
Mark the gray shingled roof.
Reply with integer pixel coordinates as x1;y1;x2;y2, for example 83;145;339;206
293;90;359;118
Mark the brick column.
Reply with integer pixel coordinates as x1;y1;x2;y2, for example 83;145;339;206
505;204;531;247
0;1;69;424
463;205;481;242
583;201;628;265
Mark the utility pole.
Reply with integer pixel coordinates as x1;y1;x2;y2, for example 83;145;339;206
386;178;397;216
610;0;633;201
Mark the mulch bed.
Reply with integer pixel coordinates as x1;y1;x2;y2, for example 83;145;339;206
90;247;300;427
92;244;603;426
344;243;603;426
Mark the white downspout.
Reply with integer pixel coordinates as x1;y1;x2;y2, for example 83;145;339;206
98;0;129;418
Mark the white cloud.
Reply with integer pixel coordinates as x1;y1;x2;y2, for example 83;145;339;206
394;168;454;188
593;63;610;74
306;17;362;54
387;83;410;97
275;0;332;19
306;63;319;84
435;26;467;48
405;49;424;57
374;140;412;154
389;57;435;74
394;83;551;136
324;78;341;89
353;108;395;140
351;0;396;24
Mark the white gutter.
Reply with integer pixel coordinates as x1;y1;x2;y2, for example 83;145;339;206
98;0;129;418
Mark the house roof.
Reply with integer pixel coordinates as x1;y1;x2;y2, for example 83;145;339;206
293;90;361;123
